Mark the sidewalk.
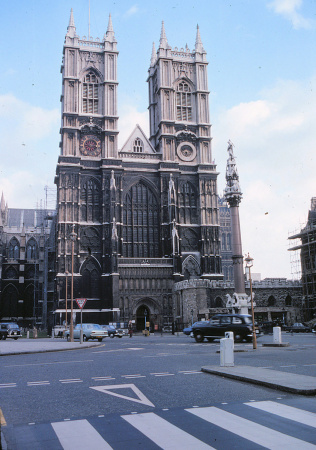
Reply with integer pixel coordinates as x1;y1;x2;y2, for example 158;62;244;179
0;338;103;356
201;365;316;396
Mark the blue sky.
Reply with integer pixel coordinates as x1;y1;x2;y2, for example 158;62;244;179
1;0;316;279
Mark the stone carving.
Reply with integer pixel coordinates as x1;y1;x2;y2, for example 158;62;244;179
224;140;242;205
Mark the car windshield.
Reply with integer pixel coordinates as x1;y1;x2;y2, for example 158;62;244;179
9;324;19;329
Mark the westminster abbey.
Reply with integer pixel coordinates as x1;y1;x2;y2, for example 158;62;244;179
54;10;222;329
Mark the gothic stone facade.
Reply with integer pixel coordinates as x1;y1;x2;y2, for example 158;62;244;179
174;278;302;328
54;14;222;329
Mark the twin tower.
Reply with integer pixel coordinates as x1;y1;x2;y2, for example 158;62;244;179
55;10;222;329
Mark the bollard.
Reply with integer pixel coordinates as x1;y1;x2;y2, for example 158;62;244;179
80;328;83;344
51;329;55;339
27;330;29;339
220;337;234;367
273;326;282;344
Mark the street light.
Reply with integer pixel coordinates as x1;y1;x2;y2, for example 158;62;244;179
65;270;68;329
244;253;257;349
144;309;147;336
69;226;77;342
191;309;194;326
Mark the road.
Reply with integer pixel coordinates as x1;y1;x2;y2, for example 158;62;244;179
1;332;316;448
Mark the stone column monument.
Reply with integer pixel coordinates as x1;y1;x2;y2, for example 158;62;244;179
224;141;251;314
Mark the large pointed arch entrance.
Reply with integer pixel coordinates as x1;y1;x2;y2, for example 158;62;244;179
136;305;150;331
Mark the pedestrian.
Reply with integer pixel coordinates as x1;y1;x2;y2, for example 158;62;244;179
128;321;133;338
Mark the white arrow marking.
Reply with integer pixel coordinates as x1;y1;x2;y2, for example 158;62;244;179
90;383;155;407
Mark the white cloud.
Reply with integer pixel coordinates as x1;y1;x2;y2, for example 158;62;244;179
214;75;316;279
0;94;59;208
124;5;140;18
118;104;149;147
268;0;312;29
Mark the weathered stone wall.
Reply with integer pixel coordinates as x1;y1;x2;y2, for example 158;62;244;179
174;279;303;327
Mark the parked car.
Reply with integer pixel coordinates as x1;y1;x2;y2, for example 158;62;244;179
65;324;108;341
0;322;22;340
101;325;124;338
287;323;311;333
190;314;258;343
183;322;205;335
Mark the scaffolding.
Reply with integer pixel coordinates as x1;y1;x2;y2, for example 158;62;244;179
288;199;316;321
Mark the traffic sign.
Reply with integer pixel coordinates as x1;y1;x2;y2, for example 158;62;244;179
76;298;87;309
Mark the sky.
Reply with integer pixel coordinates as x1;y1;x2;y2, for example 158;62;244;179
1;0;316;279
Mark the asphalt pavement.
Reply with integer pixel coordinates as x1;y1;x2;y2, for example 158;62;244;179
1;334;316;395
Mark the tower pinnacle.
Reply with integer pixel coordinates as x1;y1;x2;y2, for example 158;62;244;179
195;24;204;53
150;42;156;67
66;8;76;38
159;21;168;49
104;13;116;42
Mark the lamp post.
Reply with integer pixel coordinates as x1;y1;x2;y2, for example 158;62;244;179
191;309;194;326
244;253;257;349
69;226;77;342
65;270;68;329
144;309;147;335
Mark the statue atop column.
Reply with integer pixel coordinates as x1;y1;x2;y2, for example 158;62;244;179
224;141;254;314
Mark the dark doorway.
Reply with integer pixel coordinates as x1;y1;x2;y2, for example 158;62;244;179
136;305;150;331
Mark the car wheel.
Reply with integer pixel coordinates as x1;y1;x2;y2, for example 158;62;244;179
110;334;115;338
14;337;18;340
118;335;123;338
3;335;7;340
234;333;242;343
98;338;103;342
207;338;214;342
83;335;88;341
194;332;204;343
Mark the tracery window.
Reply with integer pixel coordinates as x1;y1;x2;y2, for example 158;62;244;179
26;238;38;260
8;238;19;260
122;182;160;257
176;81;192;121
133;138;143;153
179;182;197;224
81;178;101;222
82;71;99;114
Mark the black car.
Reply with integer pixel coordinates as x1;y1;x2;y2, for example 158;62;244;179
191;314;255;343
0;322;22;340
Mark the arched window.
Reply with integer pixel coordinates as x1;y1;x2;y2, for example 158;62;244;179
268;296;276;307
80;258;101;299
176;81;192;121
122;182;160;257
1;285;19;318
81;178;101;222
26;238;37;260
133;138;143;153
8;238;19;260
82;71;99;114
285;295;292;306
179;182;197;224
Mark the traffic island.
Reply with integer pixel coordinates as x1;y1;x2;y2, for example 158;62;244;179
201;365;316;395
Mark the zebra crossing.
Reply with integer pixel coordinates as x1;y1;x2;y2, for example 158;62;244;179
3;400;316;449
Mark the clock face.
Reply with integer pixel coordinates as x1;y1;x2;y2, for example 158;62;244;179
177;142;196;162
80;135;101;156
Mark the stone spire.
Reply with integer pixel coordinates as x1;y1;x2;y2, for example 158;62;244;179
224;140;242;207
66;8;76;38
195;24;204;53
104;13;116;42
0;192;5;212
159;21;168;49
150;42;156;67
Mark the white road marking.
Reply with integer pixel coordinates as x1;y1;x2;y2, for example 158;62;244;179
0;383;17;388
90;383;155;407
4;360;93;368
59;378;83;384
245;401;316;428
122;412;212;449
92;377;115;381
187;406;316;449
27;381;50;386
52;419;112;449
